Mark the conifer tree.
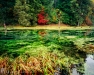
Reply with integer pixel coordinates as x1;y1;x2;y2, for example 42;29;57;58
57;0;93;26
14;0;41;26
0;0;15;25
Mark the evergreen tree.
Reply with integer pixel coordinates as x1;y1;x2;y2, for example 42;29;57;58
40;0;57;24
14;0;41;26
57;0;93;26
0;0;15;25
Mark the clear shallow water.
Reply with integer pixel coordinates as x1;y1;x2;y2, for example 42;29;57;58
0;29;94;75
0;29;94;39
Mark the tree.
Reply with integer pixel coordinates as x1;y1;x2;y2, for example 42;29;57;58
57;0;93;26
14;0;42;26
14;0;56;26
40;0;58;24
0;0;93;26
0;0;15;25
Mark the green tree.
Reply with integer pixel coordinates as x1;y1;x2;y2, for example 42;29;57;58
0;0;15;25
57;0;93;26
14;0;41;26
1;0;93;26
40;0;58;24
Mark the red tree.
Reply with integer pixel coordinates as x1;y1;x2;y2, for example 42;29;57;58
37;9;48;25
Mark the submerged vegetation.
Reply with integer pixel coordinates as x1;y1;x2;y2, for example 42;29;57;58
0;29;94;75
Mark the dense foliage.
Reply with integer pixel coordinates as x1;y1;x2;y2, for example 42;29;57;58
0;0;94;26
0;0;15;25
37;8;48;25
56;0;93;25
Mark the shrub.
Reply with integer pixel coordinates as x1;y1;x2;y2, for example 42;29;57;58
18;11;31;26
37;8;49;25
49;8;58;24
61;12;70;24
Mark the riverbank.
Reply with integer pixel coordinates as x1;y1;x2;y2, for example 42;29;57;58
0;24;94;30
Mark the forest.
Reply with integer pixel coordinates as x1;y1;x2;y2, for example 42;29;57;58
0;0;94;26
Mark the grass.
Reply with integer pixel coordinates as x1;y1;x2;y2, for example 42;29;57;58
0;43;86;75
0;46;86;75
0;48;63;75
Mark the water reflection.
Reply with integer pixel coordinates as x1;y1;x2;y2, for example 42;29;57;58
85;55;94;75
72;68;79;75
72;55;94;75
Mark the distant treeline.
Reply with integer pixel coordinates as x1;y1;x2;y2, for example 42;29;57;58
0;0;94;26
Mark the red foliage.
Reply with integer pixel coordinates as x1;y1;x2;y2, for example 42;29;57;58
37;9;48;25
85;16;92;26
38;30;47;37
